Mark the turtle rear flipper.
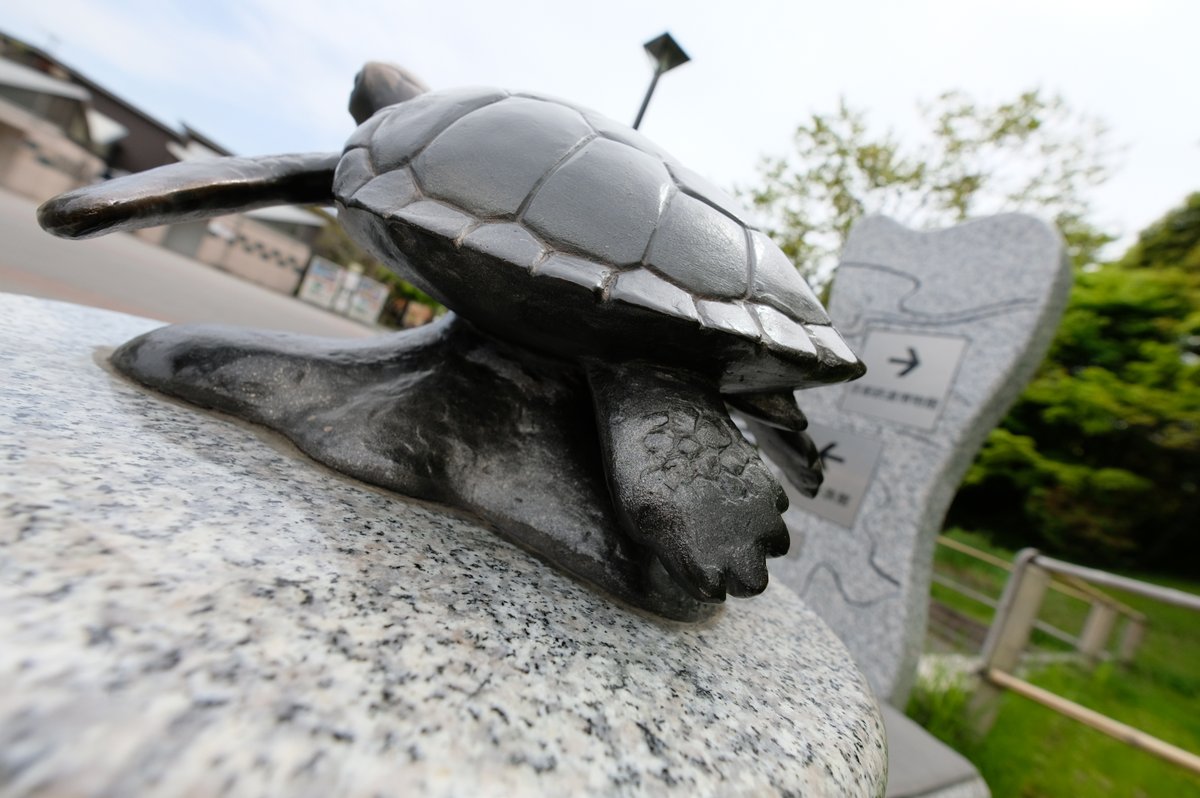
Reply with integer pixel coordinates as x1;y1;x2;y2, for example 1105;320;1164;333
38;152;339;240
586;361;790;602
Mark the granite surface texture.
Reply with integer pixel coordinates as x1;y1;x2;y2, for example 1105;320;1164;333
0;293;886;797
768;215;1070;705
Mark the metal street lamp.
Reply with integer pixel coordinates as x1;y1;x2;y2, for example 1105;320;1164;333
632;32;690;130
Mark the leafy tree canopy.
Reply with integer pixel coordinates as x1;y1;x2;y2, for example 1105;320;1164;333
747;89;1116;283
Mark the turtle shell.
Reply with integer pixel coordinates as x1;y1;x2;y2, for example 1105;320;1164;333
333;87;863;391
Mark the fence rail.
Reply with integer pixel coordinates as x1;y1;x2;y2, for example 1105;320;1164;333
985;668;1200;774
936;535;1144;618
1034;555;1200;612
931;572;1079;647
970;547;1200;777
932;536;1147;663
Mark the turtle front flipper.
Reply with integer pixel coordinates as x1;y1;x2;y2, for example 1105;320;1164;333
38;152;339;239
585;361;790;602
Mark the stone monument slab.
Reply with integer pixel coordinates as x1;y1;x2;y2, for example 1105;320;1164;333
764;214;1070;705
0;294;887;797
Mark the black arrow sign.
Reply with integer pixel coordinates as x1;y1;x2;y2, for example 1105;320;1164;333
817;442;845;466
887;346;920;377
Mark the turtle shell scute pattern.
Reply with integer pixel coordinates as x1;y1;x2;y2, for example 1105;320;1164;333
335;89;855;374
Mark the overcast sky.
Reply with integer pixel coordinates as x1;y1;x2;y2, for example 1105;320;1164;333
5;0;1197;251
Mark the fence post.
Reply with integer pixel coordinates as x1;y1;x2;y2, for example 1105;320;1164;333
1078;601;1119;665
972;548;1049;733
1117;617;1147;665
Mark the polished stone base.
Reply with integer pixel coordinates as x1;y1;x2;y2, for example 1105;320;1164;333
0;294;886;797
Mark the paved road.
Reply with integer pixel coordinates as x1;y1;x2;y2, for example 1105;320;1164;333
0;187;374;338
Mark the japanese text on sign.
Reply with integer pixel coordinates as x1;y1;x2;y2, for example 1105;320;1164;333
840;330;968;430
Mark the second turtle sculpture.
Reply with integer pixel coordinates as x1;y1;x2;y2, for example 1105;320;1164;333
38;63;864;620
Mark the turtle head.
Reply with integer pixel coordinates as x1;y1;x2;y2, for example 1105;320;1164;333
349;62;429;124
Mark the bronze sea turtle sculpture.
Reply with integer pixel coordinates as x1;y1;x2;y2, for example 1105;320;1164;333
38;63;864;620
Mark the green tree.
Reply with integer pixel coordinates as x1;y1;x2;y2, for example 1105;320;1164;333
949;194;1200;572
747;90;1115;283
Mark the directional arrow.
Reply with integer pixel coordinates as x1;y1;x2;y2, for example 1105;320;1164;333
817;442;845;466
887;346;920;377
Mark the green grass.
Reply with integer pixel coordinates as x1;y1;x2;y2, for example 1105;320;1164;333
909;528;1200;797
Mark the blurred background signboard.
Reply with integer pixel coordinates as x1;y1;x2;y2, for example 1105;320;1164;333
298;257;388;325
345;274;388;325
297;256;341;309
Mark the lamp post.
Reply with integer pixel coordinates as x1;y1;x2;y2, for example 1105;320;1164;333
632;32;690;130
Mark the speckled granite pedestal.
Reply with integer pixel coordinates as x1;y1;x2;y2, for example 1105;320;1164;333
0;294;886;797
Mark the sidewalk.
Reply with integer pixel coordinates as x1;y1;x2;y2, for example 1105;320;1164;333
0;187;375;338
